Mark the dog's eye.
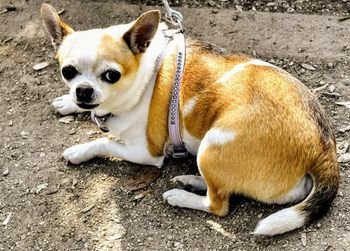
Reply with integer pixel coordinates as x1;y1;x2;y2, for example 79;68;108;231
62;65;78;80
102;70;121;84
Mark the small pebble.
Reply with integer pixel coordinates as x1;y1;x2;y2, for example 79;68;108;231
301;63;316;71
338;153;350;163
87;130;98;136
131;190;151;201
287;7;295;13
328;85;336;92
301;232;307;247
68;129;76;135
59;116;74;124
2;212;12;225
33;62;49;71
36;183;49;193
106;233;124;241
208;0;216;7
71;178;78;189
232;13;239;21
3;169;9;176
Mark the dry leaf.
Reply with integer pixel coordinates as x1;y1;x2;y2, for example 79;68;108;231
123;166;160;191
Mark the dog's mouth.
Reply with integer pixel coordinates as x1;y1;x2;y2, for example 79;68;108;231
77;103;99;109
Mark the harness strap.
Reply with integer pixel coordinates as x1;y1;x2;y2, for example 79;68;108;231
165;31;188;158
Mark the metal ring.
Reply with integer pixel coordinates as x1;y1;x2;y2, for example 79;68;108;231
162;0;183;26
175;19;183;31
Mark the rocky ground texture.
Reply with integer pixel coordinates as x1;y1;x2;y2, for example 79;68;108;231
0;0;350;250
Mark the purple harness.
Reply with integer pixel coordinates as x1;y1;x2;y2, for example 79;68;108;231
164;31;188;158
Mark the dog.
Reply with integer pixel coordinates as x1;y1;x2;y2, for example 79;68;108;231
41;3;339;236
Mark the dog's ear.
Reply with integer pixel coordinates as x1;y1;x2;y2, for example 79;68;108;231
40;3;74;49
123;10;161;54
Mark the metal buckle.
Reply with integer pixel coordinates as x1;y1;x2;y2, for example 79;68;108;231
165;144;188;158
172;151;188;158
91;112;111;133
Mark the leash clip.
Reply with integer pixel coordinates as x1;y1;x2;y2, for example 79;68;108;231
91;112;111;133
162;0;184;31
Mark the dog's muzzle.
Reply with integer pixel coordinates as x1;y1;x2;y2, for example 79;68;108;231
75;84;99;109
76;85;94;103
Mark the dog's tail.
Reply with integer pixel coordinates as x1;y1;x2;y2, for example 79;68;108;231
253;155;339;236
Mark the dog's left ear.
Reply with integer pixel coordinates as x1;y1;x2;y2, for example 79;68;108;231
123;10;161;54
40;3;74;49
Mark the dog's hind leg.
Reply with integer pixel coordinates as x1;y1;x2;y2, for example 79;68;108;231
171;175;207;191
163;186;230;216
52;94;87;115
265;175;313;205
163;189;211;212
163;128;235;216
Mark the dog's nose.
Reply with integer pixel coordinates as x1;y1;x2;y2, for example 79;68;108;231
76;86;94;103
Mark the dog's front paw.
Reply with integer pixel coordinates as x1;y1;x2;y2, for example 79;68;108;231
63;144;93;164
52;94;80;115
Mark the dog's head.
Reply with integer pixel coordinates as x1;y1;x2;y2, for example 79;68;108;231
41;4;161;113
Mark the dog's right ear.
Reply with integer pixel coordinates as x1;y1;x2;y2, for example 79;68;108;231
123;10;161;54
40;3;74;49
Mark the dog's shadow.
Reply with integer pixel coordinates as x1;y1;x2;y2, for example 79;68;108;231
62;154;307;249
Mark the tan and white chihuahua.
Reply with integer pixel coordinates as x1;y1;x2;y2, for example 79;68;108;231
41;3;339;235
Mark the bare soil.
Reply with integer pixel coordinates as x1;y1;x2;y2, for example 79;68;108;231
131;0;350;15
0;0;350;250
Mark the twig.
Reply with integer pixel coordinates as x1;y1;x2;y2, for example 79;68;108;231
339;16;350;22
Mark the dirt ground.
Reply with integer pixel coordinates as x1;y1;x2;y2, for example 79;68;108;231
1;0;350;250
